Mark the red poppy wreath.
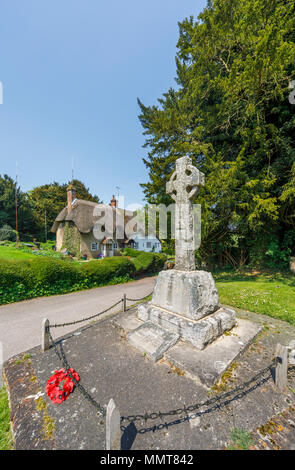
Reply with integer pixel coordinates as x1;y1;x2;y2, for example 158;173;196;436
46;368;80;404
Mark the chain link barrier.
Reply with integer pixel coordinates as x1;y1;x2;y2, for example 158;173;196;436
50;299;123;329
46;289;153;416
120;361;276;426
125;291;153;303
44;290;285;435
49;291;153;329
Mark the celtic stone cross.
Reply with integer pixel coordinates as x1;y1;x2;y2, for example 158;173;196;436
166;156;205;271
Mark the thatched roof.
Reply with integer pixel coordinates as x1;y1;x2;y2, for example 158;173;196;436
51;199;134;235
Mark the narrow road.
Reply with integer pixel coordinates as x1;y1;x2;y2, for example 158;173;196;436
0;277;156;363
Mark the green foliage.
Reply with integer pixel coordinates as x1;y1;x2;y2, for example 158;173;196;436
138;0;295;268
62;222;81;257
227;428;253;450
0;174;36;240
0;248;166;304
0;174;102;243
0;254;159;304
265;237;292;269
0;224;16;242
29;257;81;286
160;240;175;256
132;252;166;275
122;247;143;258
0;241;66;261
28;179;101;242
80;257;135;287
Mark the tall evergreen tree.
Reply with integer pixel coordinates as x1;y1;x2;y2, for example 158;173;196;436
138;0;295;267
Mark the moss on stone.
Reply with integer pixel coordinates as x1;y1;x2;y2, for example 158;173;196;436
15;353;32;365
35;397;56;441
211;361;238;393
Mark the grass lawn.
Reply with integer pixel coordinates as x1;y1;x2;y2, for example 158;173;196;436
0;245;36;260
214;270;295;326
0;386;13;450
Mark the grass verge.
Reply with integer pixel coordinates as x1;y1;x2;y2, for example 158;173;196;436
0;385;13;450
214;270;295;326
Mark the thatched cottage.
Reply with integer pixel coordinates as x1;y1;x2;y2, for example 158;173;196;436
51;184;135;259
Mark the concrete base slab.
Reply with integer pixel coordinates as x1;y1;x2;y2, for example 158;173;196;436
126;321;180;362
165;318;263;387
138;302;236;350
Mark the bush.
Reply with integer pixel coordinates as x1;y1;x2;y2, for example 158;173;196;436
0;259;32;288
0;257;82;303
29;258;81;286
0;225;16;242
80;257;135;287
122;247;142;258
0;251;164;305
132;252;166;275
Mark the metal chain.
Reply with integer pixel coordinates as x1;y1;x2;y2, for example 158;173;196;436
46;291;276;428
50;299;122;328
121;362;275;424
50;290;152;329
48;330;105;416
125;291;153;302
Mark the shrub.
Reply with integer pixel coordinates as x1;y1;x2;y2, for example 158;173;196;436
0;225;16;242
0;259;32;288
132;252;166;275
0;251;164;305
0;257;82;303
29;258;81;286
80;257;135;287
122;247;142;258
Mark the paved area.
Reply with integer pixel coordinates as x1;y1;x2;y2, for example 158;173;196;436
4;305;295;450
0;276;155;363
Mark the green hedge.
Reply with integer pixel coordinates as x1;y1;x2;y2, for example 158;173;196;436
0;250;165;305
123;247;142;258
80;257;135;287
0;257;134;304
132;252;166;275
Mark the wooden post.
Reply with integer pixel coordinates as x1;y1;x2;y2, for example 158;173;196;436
275;343;288;391
122;293;127;312
42;318;50;352
106;398;121;450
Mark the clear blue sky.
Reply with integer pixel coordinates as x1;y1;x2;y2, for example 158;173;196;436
0;0;206;208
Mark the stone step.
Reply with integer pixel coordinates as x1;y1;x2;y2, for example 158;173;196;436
138;302;236;350
126;321;180;362
165;318;263;387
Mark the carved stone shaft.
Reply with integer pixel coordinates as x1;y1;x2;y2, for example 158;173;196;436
166;156;205;271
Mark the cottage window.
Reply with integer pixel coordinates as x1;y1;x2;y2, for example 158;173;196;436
91;242;98;251
113;242;118;249
147;242;151;248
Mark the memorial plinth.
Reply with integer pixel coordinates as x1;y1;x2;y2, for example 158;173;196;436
138;268;236;350
151;270;219;320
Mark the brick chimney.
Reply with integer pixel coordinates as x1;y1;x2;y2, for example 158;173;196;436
67;184;76;213
110;195;117;208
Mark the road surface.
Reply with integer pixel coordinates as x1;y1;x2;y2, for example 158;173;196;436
0;276;156;364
